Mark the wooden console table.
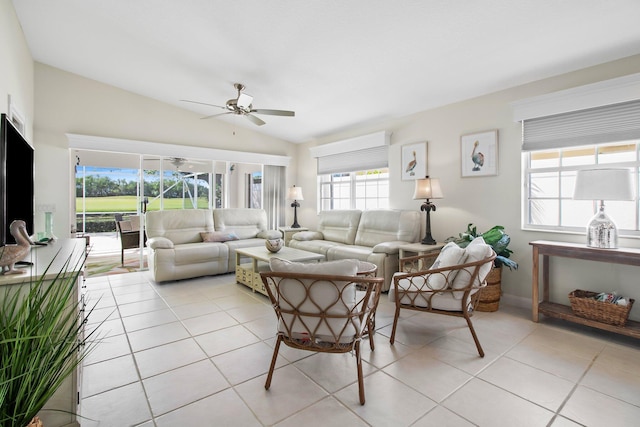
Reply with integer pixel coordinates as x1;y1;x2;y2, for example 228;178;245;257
530;240;640;339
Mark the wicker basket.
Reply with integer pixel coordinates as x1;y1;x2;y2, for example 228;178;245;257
477;267;502;312
568;290;634;327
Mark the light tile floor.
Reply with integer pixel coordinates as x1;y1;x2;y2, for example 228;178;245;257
79;271;640;427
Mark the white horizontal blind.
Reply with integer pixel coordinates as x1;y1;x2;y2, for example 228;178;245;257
317;145;388;175
522;99;640;151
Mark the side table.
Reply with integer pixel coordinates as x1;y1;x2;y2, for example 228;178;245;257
278;226;308;246
398;242;444;272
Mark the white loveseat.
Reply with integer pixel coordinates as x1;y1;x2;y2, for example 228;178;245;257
288;209;422;291
145;208;281;282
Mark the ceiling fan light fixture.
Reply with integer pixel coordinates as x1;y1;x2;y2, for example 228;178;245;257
237;93;253;109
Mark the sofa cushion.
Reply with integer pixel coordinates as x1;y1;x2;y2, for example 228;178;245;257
213;208;268;240
292;231;324;241
289;238;344;256
451;237;494;299
200;231;239;242
354;210;421;247
174;242;228;266
146;209;214;245
257;230;283;239
316;210;362;245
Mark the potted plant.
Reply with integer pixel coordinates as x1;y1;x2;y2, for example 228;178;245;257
447;223;518;311
0;254;98;427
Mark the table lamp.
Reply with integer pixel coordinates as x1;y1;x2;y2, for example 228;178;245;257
287;185;304;228
573;168;633;249
413;176;443;245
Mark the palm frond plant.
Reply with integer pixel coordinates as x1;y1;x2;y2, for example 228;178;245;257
446;223;518;270
0;252;100;427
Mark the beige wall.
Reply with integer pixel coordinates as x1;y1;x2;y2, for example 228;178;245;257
0;0;34;139
297;54;640;317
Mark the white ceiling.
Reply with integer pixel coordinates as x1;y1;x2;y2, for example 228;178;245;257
12;0;640;144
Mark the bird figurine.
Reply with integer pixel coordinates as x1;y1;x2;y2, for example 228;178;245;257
405;150;417;175
471;141;485;171
0;220;35;274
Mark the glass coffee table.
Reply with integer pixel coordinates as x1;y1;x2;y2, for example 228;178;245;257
235;246;325;296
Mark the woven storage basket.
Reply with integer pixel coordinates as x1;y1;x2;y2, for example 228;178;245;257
477;267;501;312
568;290;634;327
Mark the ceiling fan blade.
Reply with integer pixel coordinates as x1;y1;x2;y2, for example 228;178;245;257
251;108;295;117
180;99;226;110
201;112;232;120
245;114;266;126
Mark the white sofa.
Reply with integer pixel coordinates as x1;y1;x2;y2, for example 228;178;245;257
145;208;281;282
288;209;422;291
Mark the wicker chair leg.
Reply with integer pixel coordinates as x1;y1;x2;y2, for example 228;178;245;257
356;341;365;405
367;318;375;351
390;305;401;344
464;315;484;357
265;336;282;390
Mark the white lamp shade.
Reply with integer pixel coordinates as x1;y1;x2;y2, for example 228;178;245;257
413;178;443;200
573;168;634;201
287;186;304;201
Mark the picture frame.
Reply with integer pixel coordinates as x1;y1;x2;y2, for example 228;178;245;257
401;141;427;181
460;130;498;177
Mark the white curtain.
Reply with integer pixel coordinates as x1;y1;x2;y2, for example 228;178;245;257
263;165;285;229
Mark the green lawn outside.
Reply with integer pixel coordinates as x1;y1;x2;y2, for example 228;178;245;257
76;196;209;212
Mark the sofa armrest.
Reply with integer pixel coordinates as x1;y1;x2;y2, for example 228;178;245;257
147;236;174;249
372;241;409;255
257;229;282;240
292;231;324;241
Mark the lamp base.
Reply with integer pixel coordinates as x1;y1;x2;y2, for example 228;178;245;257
421;236;437;245
586;207;618;249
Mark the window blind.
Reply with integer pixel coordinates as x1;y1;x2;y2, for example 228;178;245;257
317;145;388;175
522;99;640;151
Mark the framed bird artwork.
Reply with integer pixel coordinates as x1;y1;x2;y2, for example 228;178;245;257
401;141;427;181
461;130;498;177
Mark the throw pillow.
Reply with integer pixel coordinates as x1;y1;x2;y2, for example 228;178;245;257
426;242;467;290
269;258;358;276
200;231;239;243
451;236;494;299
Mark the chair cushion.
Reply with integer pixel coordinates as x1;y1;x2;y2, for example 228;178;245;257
426;242;467;290
389;271;477;311
200;231;239;242
269;258;360;343
451;236;494;299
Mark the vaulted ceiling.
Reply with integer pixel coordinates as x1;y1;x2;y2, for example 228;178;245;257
13;0;640;143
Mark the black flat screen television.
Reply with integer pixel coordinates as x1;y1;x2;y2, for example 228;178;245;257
0;113;34;244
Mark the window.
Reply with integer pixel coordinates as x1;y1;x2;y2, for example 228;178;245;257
524;141;639;235
319;168;389;211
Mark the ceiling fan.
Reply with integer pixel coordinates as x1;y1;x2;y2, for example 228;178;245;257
181;83;295;126
144;157;205;171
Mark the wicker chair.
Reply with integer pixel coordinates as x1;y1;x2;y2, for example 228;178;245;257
115;214;146;266
260;259;384;405
389;249;496;357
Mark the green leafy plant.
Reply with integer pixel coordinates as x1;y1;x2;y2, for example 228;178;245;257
0;253;99;427
446;223;518;270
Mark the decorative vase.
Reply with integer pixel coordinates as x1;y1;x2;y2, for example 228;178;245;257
45;211;57;240
265;238;284;253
